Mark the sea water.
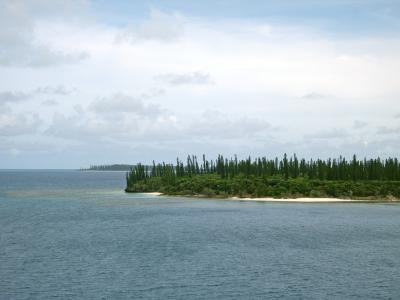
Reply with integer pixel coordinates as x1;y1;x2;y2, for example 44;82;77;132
0;170;399;299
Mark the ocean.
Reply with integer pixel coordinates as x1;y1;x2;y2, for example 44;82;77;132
1;170;399;299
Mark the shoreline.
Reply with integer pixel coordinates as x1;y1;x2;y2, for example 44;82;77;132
230;197;358;203
139;193;399;203
142;192;163;196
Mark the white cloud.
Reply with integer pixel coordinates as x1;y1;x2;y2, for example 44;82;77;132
353;120;368;129
0;91;31;103
44;92;274;147
0;111;41;136
34;85;77;95
187;110;272;140
0;86;76;104
0;1;88;67
305;129;349;140
88;92;164;115
376;126;400;135
300;92;328;100
46;92;179;142
116;9;184;43
1;7;400;166
156;72;213;86
41;99;58;106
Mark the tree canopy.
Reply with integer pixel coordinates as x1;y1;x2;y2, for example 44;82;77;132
125;154;400;199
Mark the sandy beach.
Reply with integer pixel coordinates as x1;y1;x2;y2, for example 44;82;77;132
143;192;163;196
141;193;391;202
228;197;356;202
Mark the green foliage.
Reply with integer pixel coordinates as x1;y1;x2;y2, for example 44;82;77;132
125;154;400;199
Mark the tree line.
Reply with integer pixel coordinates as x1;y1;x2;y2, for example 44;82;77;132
126;154;400;187
82;164;135;171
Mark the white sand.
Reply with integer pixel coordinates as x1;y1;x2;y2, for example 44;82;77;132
229;197;356;202
142;192;163;196
140;193;392;202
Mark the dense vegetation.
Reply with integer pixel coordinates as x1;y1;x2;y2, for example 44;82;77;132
82;164;136;171
125;154;400;199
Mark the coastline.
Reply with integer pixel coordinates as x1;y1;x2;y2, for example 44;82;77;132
139;193;399;203
230;197;356;203
142;192;163;196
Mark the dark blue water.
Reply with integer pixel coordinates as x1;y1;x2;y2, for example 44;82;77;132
1;170;399;299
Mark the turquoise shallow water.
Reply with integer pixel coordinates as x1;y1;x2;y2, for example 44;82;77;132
1;170;400;299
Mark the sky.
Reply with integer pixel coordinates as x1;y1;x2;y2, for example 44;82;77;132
0;0;400;168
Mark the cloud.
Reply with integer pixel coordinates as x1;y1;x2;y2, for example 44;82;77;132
300;92;328;100
0;111;42;136
187;110;272;140
88;92;164;115
0;1;88;67
45;91;273;145
0;85;76;104
116;9;184;43
156;72;213;86
353;120;368;129
46;92;178;141
41;99;58;106
305;128;349;139
0;47;88;67
376;126;400;135
1;6;400;167
46;110;179;142
0;91;31;104
34;85;76;95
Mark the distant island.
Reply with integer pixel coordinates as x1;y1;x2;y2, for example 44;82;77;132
125;154;400;200
81;164;136;171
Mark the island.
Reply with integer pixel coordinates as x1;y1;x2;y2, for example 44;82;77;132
125;154;400;201
81;164;136;171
